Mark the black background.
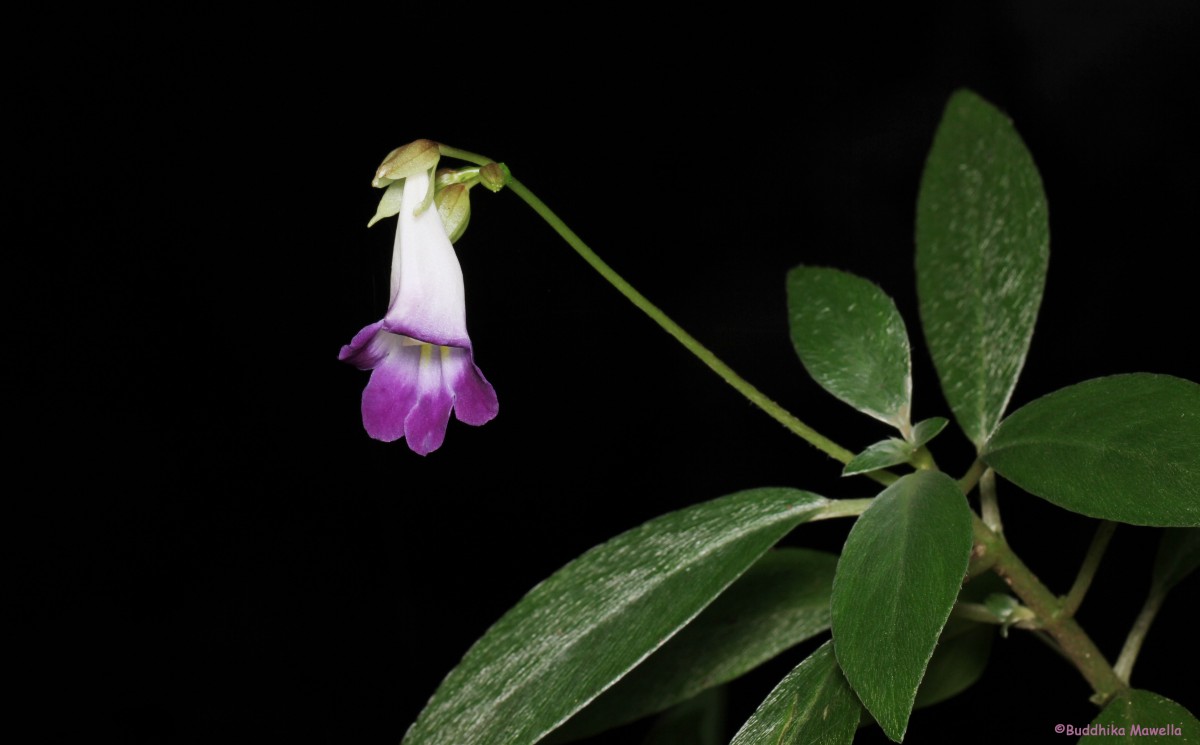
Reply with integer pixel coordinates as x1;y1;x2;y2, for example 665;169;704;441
21;2;1198;743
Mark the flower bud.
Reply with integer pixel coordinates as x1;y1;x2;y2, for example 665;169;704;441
478;162;510;193
436;183;471;243
372;139;440;188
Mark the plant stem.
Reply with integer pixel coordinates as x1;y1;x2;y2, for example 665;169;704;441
437;147;901;482
980;467;1003;534
436;145;495;168
1113;591;1165;684
966;547;999;579
501;157;1125;700
910;446;937;471
811;498;874;521
970;515;1126;704
480;177;895;485
439;146;895;481
958;459;986;493
1030;630;1074;665
444;141;1129;706
1061;521;1117;618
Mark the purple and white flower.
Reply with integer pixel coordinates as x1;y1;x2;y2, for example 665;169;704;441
340;169;497;454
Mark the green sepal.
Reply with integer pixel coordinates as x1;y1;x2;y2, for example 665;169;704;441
367;180;405;228
436;183;471;243
373;138;440;187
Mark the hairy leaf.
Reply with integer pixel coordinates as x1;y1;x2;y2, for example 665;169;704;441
831;471;973;741
916;89;1049;447
982;374;1200;527
401;489;828;745
788;266;912;431
730;641;860;745
548;549;836;742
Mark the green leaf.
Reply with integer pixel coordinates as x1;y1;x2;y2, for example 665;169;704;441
913;622;993;709
401;489;828;745
831;471;974;741
843;439;914;477
981;374;1200;527
842;419;949;478
1084;689;1199;742
787;266;913;431
729;641;860;745
1152;529;1200;595
912;573;1003;710
548;548;836;743
916;89;1049;448
641;688;726;745
911;417;949;448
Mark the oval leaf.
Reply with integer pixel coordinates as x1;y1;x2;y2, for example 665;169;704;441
982;374;1200;527
729;641;860;745
401;489;829;745
1084;689;1199;742
548;548;836;742
787;266;912;431
916;89;1049;447
831;471;974;742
